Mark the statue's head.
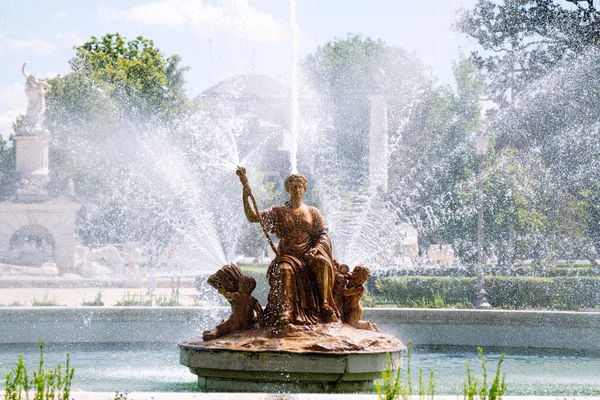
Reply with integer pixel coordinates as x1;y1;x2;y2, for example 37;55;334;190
284;174;308;195
352;264;370;283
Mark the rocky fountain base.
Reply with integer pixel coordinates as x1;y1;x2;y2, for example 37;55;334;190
179;322;404;392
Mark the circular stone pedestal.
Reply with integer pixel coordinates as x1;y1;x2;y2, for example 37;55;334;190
178;323;404;393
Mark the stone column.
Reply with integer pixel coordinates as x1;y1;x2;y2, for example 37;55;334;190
14;135;50;202
14;135;49;181
367;94;388;193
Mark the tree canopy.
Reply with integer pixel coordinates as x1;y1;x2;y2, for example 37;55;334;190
457;0;600;266
69;33;189;119
42;33;191;245
456;0;600;106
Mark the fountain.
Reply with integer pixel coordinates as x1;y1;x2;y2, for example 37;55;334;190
178;168;404;392
4;1;600;396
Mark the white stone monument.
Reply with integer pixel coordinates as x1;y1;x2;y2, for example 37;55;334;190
0;63;80;272
368;68;388;193
367;69;418;260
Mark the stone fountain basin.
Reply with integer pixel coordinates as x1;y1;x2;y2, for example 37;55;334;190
178;322;404;393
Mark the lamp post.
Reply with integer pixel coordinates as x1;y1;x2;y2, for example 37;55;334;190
474;134;491;309
162;85;172;134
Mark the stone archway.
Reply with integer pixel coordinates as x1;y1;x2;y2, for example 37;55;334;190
6;224;55;266
0;202;81;272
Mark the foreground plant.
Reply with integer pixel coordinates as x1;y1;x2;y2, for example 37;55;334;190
463;347;506;400
376;340;434;400
31;293;60;307
82;291;104;306
115;291;152;306
5;340;75;400
156;294;181;306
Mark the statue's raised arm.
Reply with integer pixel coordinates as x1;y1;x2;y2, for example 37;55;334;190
236;166;259;223
22;62;52;132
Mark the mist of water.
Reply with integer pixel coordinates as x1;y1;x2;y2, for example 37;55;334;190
289;0;300;174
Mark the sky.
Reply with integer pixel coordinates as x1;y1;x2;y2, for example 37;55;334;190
0;0;478;139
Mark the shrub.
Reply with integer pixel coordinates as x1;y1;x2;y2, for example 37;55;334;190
485;276;553;309
376;276;600;310
376;277;474;307
546;266;599;277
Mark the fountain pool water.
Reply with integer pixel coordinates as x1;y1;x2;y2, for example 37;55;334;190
1;343;599;395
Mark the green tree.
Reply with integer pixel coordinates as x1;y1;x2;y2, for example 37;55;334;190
0;133;17;201
493;50;600;263
456;0;600;107
303;36;483;262
42;33;191;245
456;0;600;266
69;33;189;120
388;57;483;254
303;34;389;187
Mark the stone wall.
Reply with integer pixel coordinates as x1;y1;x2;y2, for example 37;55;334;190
0;307;598;350
0;201;80;271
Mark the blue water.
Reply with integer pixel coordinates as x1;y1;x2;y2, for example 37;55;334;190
0;343;599;395
409;347;600;396
0;343;196;392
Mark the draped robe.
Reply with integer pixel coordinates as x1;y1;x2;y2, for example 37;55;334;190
260;204;337;325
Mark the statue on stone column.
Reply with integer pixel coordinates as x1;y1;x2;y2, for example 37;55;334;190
22;62;52;133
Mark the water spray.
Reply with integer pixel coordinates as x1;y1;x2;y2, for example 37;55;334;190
235;166;279;257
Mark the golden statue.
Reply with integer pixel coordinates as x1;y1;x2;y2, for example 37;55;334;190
202;263;264;340
237;167;338;326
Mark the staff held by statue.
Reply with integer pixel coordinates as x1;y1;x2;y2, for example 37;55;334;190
235;166;279;257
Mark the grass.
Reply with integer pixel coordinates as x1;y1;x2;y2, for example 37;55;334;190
0;301;25;307
31;294;60;307
376;340;435;400
82;291;104;306
239;264;268;274
114;292;152;306
377;342;506;400
462;347;506;400
156;294;181;307
4;339;75;400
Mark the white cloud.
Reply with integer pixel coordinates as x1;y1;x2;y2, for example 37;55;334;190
40;72;58;79
99;0;286;43
0;109;21;139
54;10;69;19
71;31;86;47
0;35;56;55
0;82;26;139
0;82;26;109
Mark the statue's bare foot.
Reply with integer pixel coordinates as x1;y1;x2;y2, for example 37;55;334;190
355;321;381;332
202;329;219;340
321;305;339;323
278;310;292;325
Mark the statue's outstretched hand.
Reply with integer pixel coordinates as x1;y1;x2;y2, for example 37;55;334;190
236;166;248;186
305;248;319;264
